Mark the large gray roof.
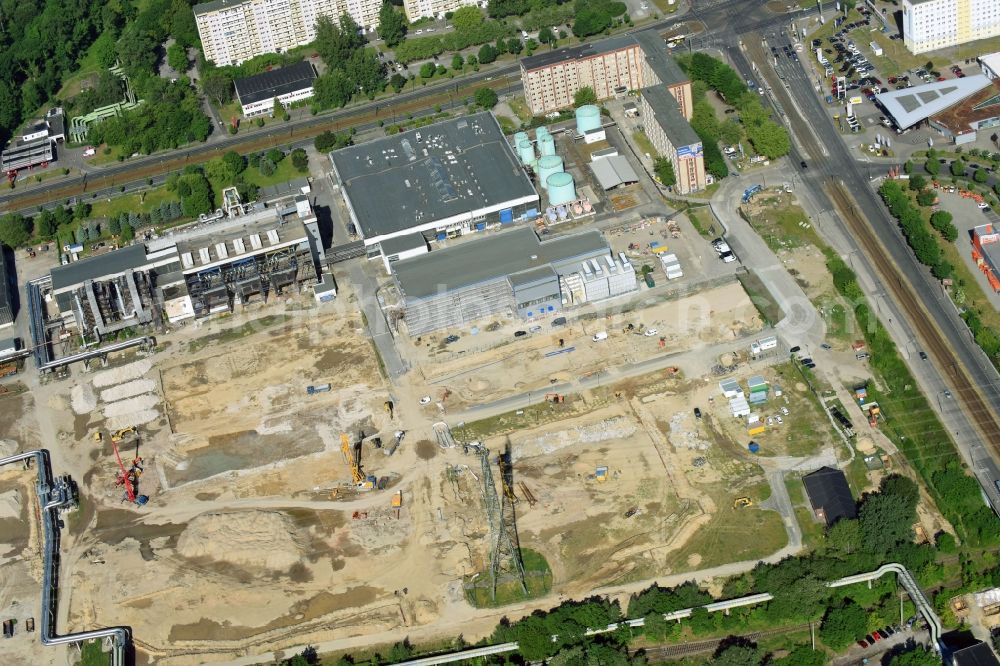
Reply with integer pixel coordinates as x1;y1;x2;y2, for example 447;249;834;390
235;62;316;106
875;75;991;129
0;246;12;325
641;85;701;147
520;35;638;71
393;227;608;301
193;0;247;16
591;155;639;190
633;31;689;87
50;244;150;292
330;112;537;239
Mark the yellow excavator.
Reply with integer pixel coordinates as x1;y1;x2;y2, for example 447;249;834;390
111;426;136;444
733;497;753;509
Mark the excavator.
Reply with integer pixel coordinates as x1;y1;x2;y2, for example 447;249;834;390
110;426;136;444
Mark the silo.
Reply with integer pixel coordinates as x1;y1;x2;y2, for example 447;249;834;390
547;171;576;205
575;105;601;135
536;154;563;189
513;131;529;147
537;133;556;157
517;139;535;166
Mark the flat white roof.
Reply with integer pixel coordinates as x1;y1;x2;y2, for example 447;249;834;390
981;52;1000;78
875;75;991;129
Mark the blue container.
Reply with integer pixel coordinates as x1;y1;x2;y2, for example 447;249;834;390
475;222;486;231
748;442;760;454
436;232;446;241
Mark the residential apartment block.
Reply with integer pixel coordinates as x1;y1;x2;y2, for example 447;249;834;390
402;0;484;22
902;0;1000;55
520;32;692;118
194;0;382;66
638;86;706;195
520;30;703;193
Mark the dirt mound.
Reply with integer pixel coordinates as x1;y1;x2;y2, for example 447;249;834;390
0;489;21;520
176;511;303;571
414;440;437;460
71;382;98;414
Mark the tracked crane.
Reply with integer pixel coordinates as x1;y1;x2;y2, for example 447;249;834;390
112;438;147;505
341;433;375;489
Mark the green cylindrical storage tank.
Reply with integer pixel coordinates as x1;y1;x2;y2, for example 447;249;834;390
537;133;556;157
535;126;549;138
536;155;563;189
575;105;601;134
546;171;576;205
517;139;535;166
513;131;529;147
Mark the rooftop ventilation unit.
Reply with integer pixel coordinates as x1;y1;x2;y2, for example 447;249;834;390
266;229;280;245
250;233;263;250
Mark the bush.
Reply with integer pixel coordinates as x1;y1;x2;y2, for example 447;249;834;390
925;159;940;176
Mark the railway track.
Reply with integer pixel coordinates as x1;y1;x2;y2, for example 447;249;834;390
741;33;1000;465
635;624;812;661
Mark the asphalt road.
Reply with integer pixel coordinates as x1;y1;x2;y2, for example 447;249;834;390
730;25;1000;503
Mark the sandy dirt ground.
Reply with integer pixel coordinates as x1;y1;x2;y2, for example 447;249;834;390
405;282;762;409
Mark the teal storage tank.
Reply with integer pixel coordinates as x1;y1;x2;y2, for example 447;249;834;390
513;131;529;147
517;139;535;166
537;133;556;157
575;105;601;135
536;155;563;189
546;171;576;205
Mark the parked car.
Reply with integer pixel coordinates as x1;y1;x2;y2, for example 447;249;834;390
592;331;608;342
514;330;527;337
694;407;702;418
919;351;928;360
551;316;567;327
444;334;460;344
720;251;736;263
857;640;869;648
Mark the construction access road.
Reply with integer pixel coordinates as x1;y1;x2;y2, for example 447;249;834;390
728;32;1000;506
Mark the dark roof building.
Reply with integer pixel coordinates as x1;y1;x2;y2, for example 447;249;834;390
802;466;856;526
329;112;538;246
0;245;15;328
952;641;1000;666
520;35;639;71
641;85;701;147
234;61;316;115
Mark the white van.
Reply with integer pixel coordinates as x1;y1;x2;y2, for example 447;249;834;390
592;331;608;342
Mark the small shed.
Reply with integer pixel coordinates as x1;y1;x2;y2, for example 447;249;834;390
312;273;338;304
720;378;741;398
748;375;769;393
729;394;751;418
802;466;856;526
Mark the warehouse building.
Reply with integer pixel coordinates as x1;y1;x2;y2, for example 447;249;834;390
234;62;317;117
391;226;633;335
329;112;539;261
47;194;323;337
0;245;15;329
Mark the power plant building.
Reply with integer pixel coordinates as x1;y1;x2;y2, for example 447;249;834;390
329;112;539;261
392;226;634;335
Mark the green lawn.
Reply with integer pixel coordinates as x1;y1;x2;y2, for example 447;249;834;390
465;548;553;608
631;130;659;159
738;270;784;327
76;640;109;666
90;186;176;220
663;501;787;570
508;96;533;124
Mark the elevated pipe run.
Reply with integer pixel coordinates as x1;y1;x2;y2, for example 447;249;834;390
37;335;155;372
0;450;132;665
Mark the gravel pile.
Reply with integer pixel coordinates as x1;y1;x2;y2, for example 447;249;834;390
103;394;159;418
70;383;98;414
92;359;152;388
100;379;156;403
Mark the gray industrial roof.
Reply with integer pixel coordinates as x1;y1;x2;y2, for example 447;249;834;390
235;61;316;107
380;232;427;255
641;86;700;147
953;642;1000;666
590;155;639;190
393;227;607;301
875;75;991;129
0;246;12;325
50;244;150;292
521;34;638;71
193;0;248;15
633;31;689;87
509;265;557;288
802;466;856;526
330;112;537;239
258;177;310;203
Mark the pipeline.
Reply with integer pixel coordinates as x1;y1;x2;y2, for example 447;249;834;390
0;450;132;665
37;335;156;373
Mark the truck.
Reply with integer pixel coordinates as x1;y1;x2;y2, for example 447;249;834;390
306;384;331;395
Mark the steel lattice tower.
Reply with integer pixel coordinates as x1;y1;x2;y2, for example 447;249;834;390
479;447;527;600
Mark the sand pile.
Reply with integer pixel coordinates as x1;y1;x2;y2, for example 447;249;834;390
70;383;98;414
101;379;156;403
103;394;159;418
0;489;21;520
93;359;152;388
176;511;302;570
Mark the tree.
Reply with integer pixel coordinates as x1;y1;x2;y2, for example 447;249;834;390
654;157;676;187
0;213;32;248
181;174;214;217
120;223;134;243
888;648;941;666
916;189;937;207
36;210;57;238
291;148;309;172
719;119;742;146
452;54;465;71
202;75;234;106
908;174;926;191
467;54;478;69
259;157;276;177
389;73;407;93
951;160;966;177
313;71;355;108
223;151;246;178
859;490;917;557
107;215;122;236
116;24;159;77
273;97;287;120
574;86;598;108
975;168;989;183
826;518;861;555
745;118;790;159
904;159;914;174
507;38;523;55
315;130;352;152
167;43;188;73
538;26;555;44
925;158;940;176
475;87;499;109
378;2;407;47
819;600;867;650
266;148;284;164
346;48;385;98
315;14;366;69
713;642;764;666
478;43;498;64
452;6;485;33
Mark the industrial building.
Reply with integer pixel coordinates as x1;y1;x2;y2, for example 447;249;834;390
902;0;1000;55
972;222;1000;292
519;31;692;118
874;75;994;140
802;466;856;526
981;52;1000;79
0;245;15;329
638;85;706;194
929;78;1000;144
391;226;633;335
234;62;317;117
46;192;323;340
329;112;539;261
194;0;383;67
